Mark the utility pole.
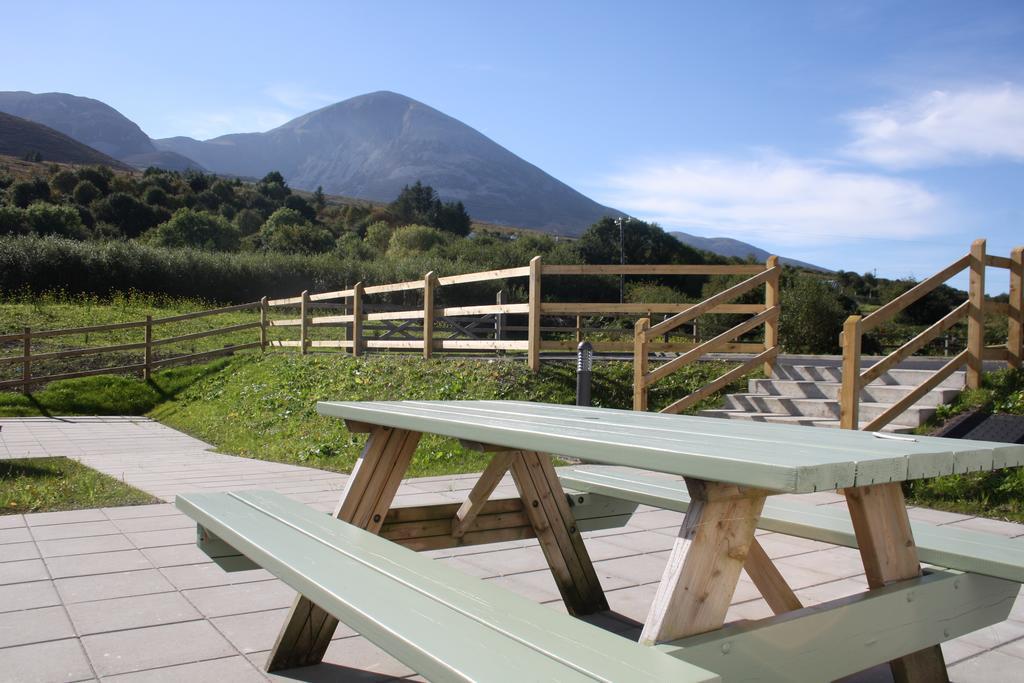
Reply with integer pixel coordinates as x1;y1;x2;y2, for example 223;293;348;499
616;217;625;303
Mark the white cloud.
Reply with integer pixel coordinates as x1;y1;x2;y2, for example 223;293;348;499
843;84;1024;168
167;108;294;140
599;155;941;246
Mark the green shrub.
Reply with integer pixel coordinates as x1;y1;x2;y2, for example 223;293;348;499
145;208;241;251
24;202;88;239
72;180;101;205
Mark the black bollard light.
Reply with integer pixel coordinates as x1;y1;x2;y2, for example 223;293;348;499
576;341;593;407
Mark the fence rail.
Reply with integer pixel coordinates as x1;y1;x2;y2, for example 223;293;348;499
840;240;1023;431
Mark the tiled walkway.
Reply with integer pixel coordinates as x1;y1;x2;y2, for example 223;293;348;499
2;417;1024;682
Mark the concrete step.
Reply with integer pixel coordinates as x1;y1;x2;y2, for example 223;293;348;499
748;379;960;406
771;364;966;389
696;409;916;433
720;394;935;427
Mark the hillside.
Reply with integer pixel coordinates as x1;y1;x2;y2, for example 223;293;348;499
157;91;623;235
0;91;203;172
669;231;829;271
0;112;131;168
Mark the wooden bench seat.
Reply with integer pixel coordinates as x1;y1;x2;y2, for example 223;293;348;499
557;465;1024;582
176;489;719;683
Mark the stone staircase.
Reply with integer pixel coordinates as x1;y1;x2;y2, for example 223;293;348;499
699;362;966;432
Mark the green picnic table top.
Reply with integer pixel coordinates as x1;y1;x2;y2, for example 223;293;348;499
317;400;1024;494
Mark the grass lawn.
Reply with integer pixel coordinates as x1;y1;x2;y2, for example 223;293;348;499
0;352;745;478
1;457;158;514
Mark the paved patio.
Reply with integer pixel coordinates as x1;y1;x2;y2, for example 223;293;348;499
2;417;1024;682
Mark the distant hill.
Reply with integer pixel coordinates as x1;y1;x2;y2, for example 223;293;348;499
0;112;131;168
0;91;203;172
156;91;623;235
669;231;829;272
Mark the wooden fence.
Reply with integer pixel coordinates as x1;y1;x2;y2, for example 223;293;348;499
264;257;777;371
632;256;781;413
839;240;1023;431
0;302;264;393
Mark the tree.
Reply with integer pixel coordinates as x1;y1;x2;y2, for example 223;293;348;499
144;208;241;251
284;194;316;220
312;186;326;212
24;202;88;239
256;208;334;254
389;181;472;236
73;180;101;205
234;208;264;236
92;192;160;238
0;206;28;235
76;166;112;195
9;178;50;208
257;171;290;201
780;275;856;354
142;186;168;207
386;225;452;257
51;170;78;195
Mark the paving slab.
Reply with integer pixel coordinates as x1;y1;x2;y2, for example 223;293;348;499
0;605;76;648
1;638;96;682
81;620;236;677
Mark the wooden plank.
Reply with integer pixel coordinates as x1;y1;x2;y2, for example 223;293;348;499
647;267;778;338
0;339;147;364
528;256;541;372
986;254;1012;269
268;318;301;327
259;297;268;350
542;264;766;275
845;482;948;682
634;318;650;411
452;452;516;538
151;321;261;346
640;479;767;644
659;348;777;415
763;255;780;376
660;570;1016;683
362;279;425;295
365;340;426;349
435;303;531;316
437;339;529;350
863;351;968;432
861;254;971;333
436;266;531;286
149;342;260;368
267;340;302;347
179;490;719;683
509;451;608;615
309;314;354;325
557;465;1024;582
423;272;435;359
22;327;31;394
743;537;802;614
0;362;147;390
1011;246;1023;368
151;301;259;324
840;316;862;430
986;301;1010;316
967;239;986;389
267;294;304;306
26;319;146;338
144;316;152;380
540;340;763;353
859;302;968;386
268;426;420;671
351;282;364;356
984;346;1009;361
643;307;778;387
307;340;354;348
299;290;309;355
539;302;765;315
308;288;355;302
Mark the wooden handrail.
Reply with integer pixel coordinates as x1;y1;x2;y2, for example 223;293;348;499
646;266;779;338
860;254;970;333
862;351;968;432
542;264;766;275
859;302;968;386
661;348;778;415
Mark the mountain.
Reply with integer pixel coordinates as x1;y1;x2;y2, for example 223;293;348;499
156;91;623;234
0;91;203;172
0;112;131;168
669;231;829;272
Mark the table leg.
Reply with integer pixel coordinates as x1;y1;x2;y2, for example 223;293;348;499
509;451;609;615
640;479;766;645
266;426;421;672
845;482;949;683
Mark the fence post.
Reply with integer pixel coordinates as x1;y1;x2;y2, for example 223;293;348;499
144;315;153;380
300;290;310;355
839;316;862;430
633;318;650;411
528;255;544;374
967;239;986;389
1009;246;1023;369
259;297;268;351
763;255;780;377
575;315;583;344
423;271;436;360
352;282;364;357
22;327;31;395
495;289;507;341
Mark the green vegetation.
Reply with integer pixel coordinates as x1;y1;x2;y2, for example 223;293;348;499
1;457;158;514
1;353;744;478
906;368;1024;521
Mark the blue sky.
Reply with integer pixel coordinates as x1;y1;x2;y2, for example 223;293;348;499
4;1;1023;289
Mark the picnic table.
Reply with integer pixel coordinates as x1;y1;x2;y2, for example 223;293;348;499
178;400;1024;682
